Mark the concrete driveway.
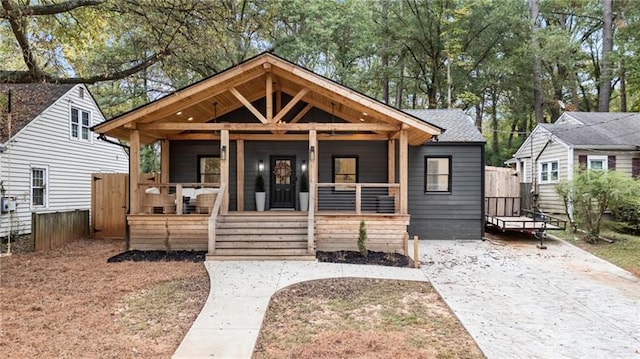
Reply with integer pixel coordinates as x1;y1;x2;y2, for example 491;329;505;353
418;238;640;359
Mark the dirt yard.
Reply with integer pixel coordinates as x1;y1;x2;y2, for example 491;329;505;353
253;278;484;359
0;238;209;358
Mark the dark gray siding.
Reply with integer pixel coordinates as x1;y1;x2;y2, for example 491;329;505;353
408;143;484;239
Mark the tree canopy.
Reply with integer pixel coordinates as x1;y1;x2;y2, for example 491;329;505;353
1;0;638;165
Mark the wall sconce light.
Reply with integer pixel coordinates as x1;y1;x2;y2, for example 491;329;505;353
301;160;307;172
258;159;265;172
310;145;315;160
220;145;227;160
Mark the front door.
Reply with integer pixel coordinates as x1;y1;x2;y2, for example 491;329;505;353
270;156;296;209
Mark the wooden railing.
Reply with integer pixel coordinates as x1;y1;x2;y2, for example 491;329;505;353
207;183;226;254
137;183;220;215
315;183;401;215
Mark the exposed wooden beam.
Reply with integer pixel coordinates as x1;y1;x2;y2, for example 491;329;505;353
290;103;313;124
140;122;399;132
273;88;309;123
399;129;408;215
220;130;229;214
167;133;389;141
308;129;317;253
236;140;244;211
229;87;267;124
130;129;140;215
266;73;273;123
160;139;170;185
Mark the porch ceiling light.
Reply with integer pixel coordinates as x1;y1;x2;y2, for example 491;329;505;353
258;159;265;172
176;111;182;116
187;116;193;121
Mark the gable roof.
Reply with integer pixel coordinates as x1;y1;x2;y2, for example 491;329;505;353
93;52;442;145
402;109;484;143
542;112;640;148
1;83;75;143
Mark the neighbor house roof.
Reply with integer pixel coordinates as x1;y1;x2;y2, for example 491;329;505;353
403;109;485;143
0;83;75;143
540;112;640;149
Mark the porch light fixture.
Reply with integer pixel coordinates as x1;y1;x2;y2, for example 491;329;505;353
258;159;265;172
310;145;316;160
187;116;193;121
176;111;182;116
220;145;227;160
301;160;307;172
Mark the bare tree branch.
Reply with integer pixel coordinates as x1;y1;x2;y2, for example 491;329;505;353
3;0;104;17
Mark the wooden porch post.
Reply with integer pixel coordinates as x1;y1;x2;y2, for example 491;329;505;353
236;140;244;211
308;130;317;254
160;139;170;185
399;128;408;215
221;129;229;214
388;139;398;213
129;129;140;214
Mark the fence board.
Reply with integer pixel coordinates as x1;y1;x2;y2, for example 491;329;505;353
32;210;89;251
485;166;519;197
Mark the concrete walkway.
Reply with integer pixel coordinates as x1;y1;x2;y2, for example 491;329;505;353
172;260;428;358
419;239;640;359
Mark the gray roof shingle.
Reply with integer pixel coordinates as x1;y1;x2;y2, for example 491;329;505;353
402;109;485;143
542;112;640;147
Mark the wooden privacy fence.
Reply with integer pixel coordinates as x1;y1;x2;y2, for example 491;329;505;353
485;166;519;197
32;210;89;251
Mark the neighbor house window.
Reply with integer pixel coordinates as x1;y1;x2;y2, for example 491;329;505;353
198;156;220;183
425;156;451;192
31;168;47;207
587;155;608;171
333;156;358;190
70;107;91;141
539;160;559;184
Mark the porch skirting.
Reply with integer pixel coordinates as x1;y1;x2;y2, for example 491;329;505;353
127;213;410;256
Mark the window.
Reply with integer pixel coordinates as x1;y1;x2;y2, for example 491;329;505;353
71;107;91;141
425;157;451;192
198;156;220;183
587;155;608;171
31;168;47;207
332;156;358;190
539;160;559;184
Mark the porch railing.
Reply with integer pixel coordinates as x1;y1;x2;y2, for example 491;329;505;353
315;183;401;215
208;183;226;254
137;183;220;215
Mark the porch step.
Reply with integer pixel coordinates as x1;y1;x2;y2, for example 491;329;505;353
212;213;314;260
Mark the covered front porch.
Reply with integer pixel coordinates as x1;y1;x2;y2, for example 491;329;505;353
93;53;441;259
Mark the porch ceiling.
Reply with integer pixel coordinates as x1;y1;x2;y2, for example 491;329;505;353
93;53;442;145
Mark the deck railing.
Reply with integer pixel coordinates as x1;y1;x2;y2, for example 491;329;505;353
315;183;401;215
137;183;220;215
207;183;226;254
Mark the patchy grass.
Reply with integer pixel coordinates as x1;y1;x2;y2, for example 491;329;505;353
550;221;640;277
0;238;209;358
253;278;484;359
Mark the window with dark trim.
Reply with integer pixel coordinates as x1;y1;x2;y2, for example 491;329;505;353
425;156;451;192
197;156;221;183
332;156;358;190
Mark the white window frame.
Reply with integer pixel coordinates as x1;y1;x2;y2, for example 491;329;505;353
30;166;48;208
70;106;92;142
587;155;608;171
539;160;559;184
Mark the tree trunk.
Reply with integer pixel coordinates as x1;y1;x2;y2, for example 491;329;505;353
491;88;499;154
620;58;627;112
598;0;613;112
529;0;544;123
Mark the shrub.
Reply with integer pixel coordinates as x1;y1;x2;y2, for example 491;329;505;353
299;172;308;192
255;173;265;192
610;179;640;235
358;220;367;256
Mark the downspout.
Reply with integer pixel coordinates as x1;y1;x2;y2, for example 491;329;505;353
96;133;131;249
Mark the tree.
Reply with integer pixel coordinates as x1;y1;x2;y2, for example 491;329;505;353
598;0;613;111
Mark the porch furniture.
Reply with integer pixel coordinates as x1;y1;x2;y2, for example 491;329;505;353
144;193;176;214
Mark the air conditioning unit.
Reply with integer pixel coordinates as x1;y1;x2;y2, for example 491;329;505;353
1;196;17;213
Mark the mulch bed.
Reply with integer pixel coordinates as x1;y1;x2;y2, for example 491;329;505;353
317;250;413;267
107;250;206;263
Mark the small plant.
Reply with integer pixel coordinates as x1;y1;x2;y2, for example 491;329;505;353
255;173;265;192
358;220;368;257
299;172;308;192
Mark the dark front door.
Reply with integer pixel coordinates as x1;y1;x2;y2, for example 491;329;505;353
270;156;296;209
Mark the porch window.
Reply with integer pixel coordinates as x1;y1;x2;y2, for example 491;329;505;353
333;156;358;190
425;156;451;192
31;167;47;207
539;160;559;184
198;156;221;183
70;107;91;141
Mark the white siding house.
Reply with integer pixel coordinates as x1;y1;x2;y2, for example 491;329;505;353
510;112;640;216
0;84;129;237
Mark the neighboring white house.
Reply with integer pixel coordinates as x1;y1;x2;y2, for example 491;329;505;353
0;83;129;237
509;111;640;215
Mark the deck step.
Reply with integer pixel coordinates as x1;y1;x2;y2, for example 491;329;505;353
216;227;308;235
216;234;308;242
212;248;311;256
215;241;308;249
217;221;308;228
207;255;316;261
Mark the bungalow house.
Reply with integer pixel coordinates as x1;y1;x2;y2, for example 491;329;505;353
509;111;640;215
92;52;485;259
0;83;129;238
